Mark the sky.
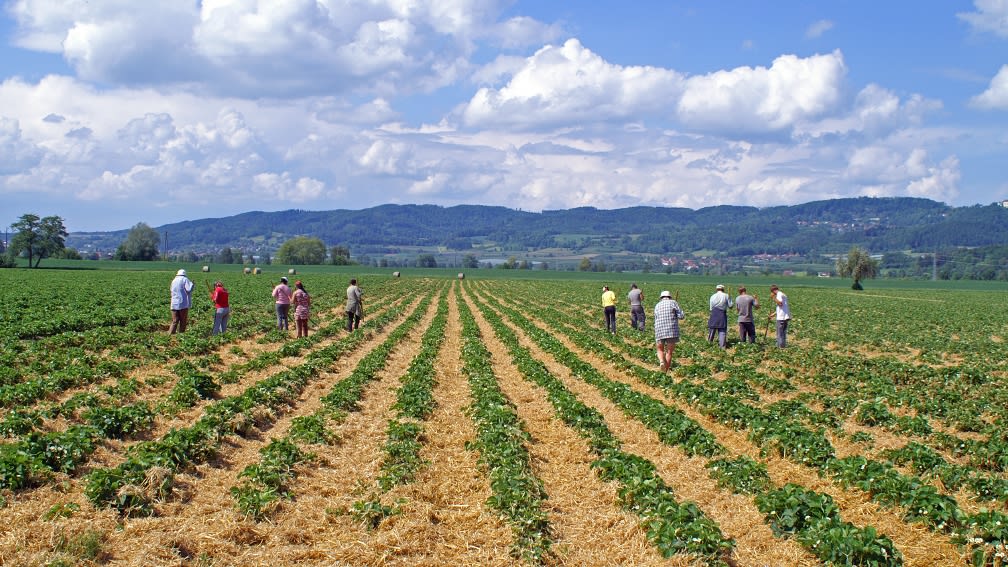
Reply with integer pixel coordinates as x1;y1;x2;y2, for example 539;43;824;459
1;1;1007;232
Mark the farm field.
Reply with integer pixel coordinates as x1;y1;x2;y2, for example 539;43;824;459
0;268;1006;566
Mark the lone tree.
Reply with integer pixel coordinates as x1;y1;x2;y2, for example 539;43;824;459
115;223;161;261
416;253;437;268
276;236;326;265
10;213;68;268
330;245;351;265
836;246;879;290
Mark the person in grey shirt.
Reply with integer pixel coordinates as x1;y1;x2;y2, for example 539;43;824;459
627;283;645;331
346;278;363;331
734;286;759;343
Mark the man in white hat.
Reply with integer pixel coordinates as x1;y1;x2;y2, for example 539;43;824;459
169;268;194;334
654;291;684;372
707;284;732;348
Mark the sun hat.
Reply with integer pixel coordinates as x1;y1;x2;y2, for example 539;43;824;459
660;290;672;298
177;269;187;276
280;276;288;283
716;284;725;290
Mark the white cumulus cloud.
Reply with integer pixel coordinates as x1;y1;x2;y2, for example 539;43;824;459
677;50;846;134
462;38;685;128
957;0;1008;38
970;65;1008;109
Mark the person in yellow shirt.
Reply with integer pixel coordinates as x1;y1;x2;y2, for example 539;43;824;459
601;285;617;334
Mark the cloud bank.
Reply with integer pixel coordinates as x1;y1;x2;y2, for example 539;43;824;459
0;1;1000;230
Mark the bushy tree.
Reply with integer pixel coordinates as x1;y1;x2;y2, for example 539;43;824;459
416;253;437;268
276;237;326;265
462;253;479;269
10;213;68;268
836;246;879;290
115;223;161;261
330;245;351;265
218;246;234;264
54;248;82;260
578;257;592;271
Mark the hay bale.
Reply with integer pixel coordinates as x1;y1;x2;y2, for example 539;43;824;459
393;271;400;278
253;267;262;275
243;267;251;274
288;268;297;275
201;265;210;272
458;272;465;279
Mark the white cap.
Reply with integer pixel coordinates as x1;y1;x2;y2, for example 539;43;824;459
716;284;724;290
660;290;672;298
177;269;187;276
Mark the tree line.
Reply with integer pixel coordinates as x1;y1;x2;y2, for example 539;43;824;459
7;207;1008;282
3;216;357;268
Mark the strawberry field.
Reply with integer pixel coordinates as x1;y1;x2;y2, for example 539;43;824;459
0;268;1006;566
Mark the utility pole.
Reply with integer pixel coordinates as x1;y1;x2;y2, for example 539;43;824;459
163;231;168;261
932;251;937;281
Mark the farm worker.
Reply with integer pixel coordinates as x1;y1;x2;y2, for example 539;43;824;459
210;281;230;336
654;290;684;372
601;285;617;334
734;286;759;344
769;284;792;348
707;284;733;348
345;278;363;332
627;283;645;332
292;280;311;338
272;276;292;331
168;269;194;334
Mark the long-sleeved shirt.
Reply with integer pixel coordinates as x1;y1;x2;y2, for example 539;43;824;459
709;290;732;312
170;276;194;310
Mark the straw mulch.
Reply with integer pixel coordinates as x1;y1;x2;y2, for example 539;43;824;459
469;292;817;567
531;310;969;567
463;292;690;566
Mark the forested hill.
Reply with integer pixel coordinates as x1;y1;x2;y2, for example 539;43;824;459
68;197;1008;256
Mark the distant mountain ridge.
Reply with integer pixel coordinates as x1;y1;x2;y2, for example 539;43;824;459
67;197;1008;257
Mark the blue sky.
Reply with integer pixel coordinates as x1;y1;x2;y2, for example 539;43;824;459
1;1;1006;232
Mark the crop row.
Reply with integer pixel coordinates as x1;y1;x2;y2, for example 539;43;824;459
83;288;421;516
466;286;737;564
478;280;1005;564
0;284;411;493
469;285;902;565
232;289;438;520
456;293;553;563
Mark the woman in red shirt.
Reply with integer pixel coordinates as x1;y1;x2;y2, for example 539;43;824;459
210;281;230;335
